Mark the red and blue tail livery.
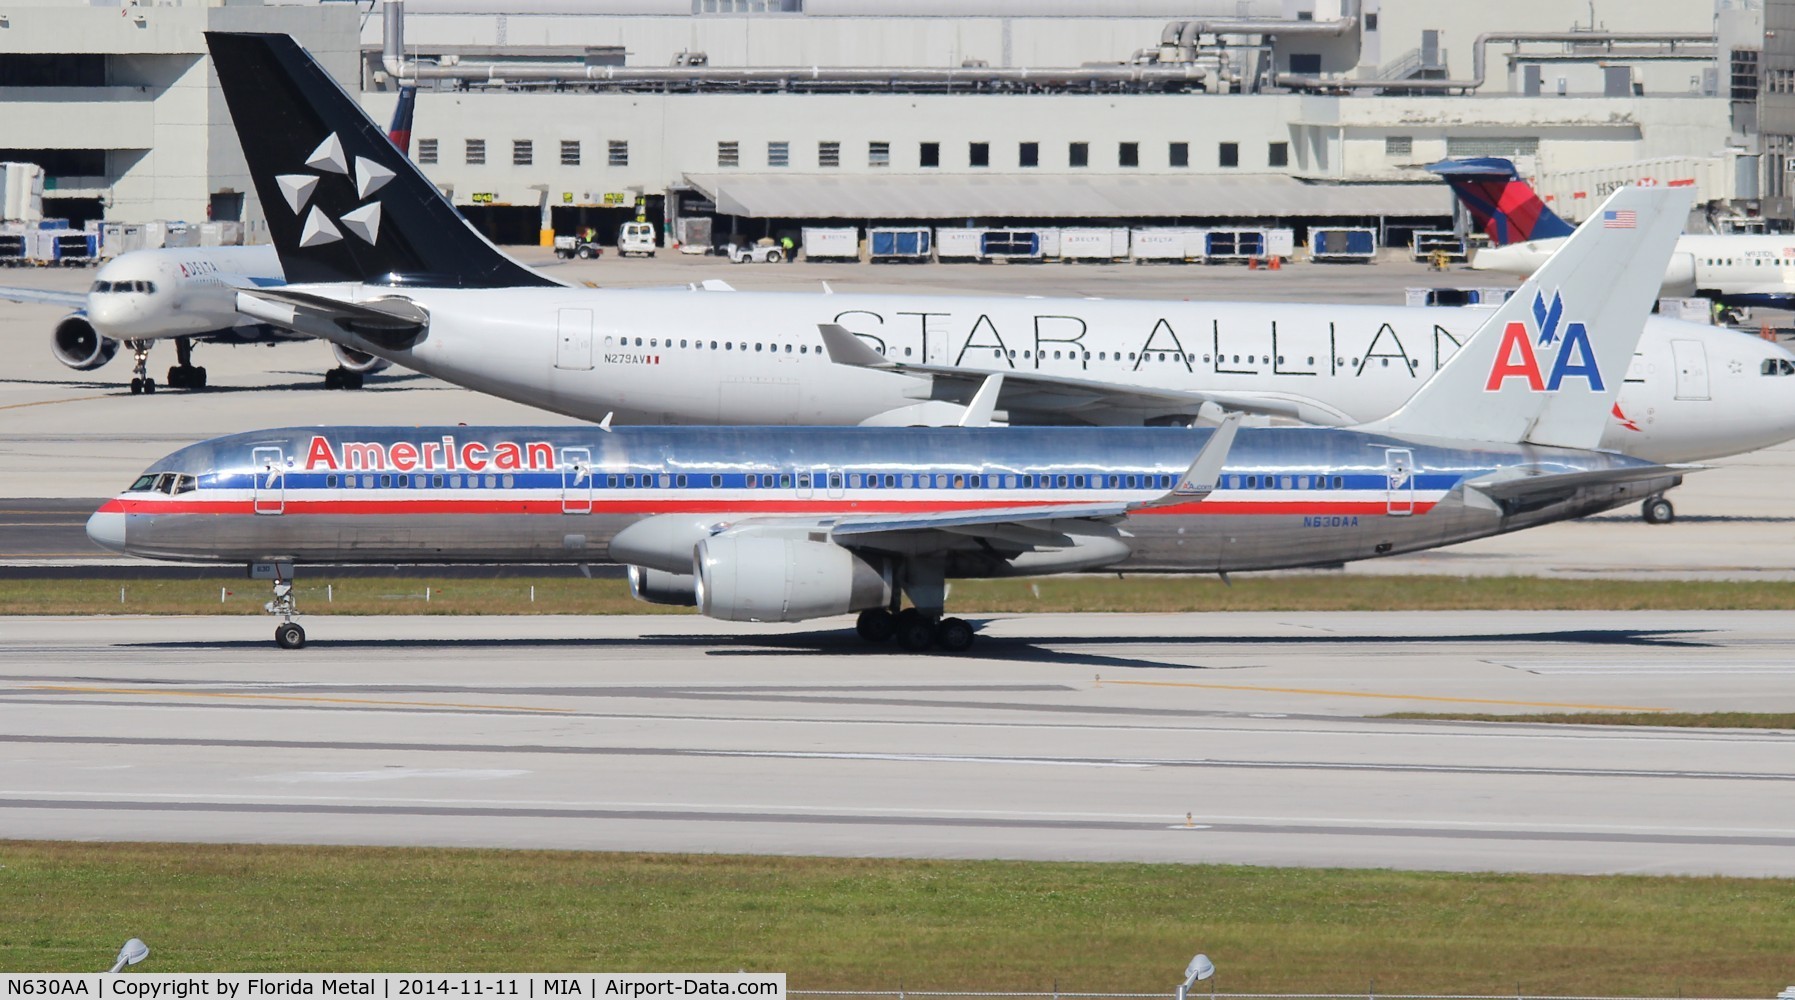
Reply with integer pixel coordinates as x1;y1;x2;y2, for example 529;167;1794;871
1484;290;1603;393
1428;157;1576;245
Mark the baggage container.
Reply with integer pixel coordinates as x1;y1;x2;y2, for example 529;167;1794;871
1058;227;1130;262
868;227;931;261
979;229;1044;261
801;226;859;262
1412;230;1467;261
1309;227;1377;263
1130;227;1202;262
934;228;984;261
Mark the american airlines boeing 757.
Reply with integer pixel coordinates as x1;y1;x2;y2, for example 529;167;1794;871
206;32;1795;532
92;185;1694;651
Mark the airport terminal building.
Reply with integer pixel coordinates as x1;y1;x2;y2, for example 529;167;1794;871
0;0;1778;243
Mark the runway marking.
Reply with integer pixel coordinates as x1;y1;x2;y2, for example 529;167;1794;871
1102;678;1671;712
0;393;112;412
1499;660;1795;675
22;684;575;714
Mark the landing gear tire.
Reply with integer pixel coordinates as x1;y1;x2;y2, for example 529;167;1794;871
893;608;935;652
855;608;896;643
933;617;975;653
141;378;154;394
324;368;341;389
129;378;142;395
274;622;306;650
1642;497;1675;525
166;365;206;390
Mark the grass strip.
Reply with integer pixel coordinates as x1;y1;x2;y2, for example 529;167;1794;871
1383;711;1795;729
2;841;1792;993
6;575;1795;616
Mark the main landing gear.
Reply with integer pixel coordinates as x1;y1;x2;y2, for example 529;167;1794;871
1642;496;1675;525
323;367;365;390
855;608;977;653
853;558;976;653
260;563;306;649
165;336;206;390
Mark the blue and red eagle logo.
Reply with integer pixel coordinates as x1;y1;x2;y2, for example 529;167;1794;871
1484;291;1605;393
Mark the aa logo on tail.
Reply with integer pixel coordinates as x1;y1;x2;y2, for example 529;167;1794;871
1484;290;1605;392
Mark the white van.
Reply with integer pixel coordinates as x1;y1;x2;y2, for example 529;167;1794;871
617;221;657;257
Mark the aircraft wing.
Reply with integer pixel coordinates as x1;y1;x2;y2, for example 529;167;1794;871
807;416;1238;550
818;323;1353;425
0;286;86;309
237;287;428;348
1465;463;1696;505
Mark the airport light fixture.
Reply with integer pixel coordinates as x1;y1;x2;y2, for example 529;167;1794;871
1174;953;1215;1000
108;938;149;973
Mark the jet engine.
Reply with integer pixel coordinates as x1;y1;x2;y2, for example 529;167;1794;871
694;533;892;623
627;565;698;607
332;344;393;374
52;314;121;371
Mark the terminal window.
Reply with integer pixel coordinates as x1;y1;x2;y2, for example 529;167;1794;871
768;141;790;167
609;140;629;166
1019;142;1039;168
1385;136;1412;156
1268;141;1289;167
1218;142;1239;168
818;141;841;167
718;141;740;167
1169;141;1189;167
869;141;891;168
465;139;486;165
513;140;533;166
561;140;580;167
1069;142;1089;168
920;142;940;168
969;142;990;168
1119;142;1139;168
417;139;439;165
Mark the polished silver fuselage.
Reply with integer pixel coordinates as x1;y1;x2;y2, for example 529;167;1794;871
93;426;1678;575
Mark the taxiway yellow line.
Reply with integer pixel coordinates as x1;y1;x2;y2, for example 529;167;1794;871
25;684;575;714
1102;678;1671;712
0;394;113;412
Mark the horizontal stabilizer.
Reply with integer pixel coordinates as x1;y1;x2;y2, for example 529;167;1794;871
1467;463;1696;503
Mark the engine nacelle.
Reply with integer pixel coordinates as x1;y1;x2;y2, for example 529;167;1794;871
695;533;892;623
333;344;393;374
52;315;121;371
627;565;698;607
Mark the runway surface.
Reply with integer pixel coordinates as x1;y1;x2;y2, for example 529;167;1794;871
3;611;1791;875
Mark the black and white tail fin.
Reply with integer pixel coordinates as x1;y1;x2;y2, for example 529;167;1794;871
206;32;556;288
1358;186;1691;449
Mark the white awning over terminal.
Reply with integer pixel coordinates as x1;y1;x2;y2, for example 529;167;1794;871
680;173;1450;220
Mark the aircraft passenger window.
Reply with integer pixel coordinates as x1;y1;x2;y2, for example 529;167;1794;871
780;474;793;488
905;348;913;357
711;475;721;487
901;474;914;488
785;344;792;353
1009;350;1017;358
952;475;964;488
1160;353;1168;362
797;474;811;489
380;475;392;488
800;346;808;354
1332;476;1344;489
624;474;636;487
1056;475;1069;488
739;343;747;351
829;473;843;489
650;339;659;348
397;475;409;487
755;343;763;352
676;474;688;488
725;342;732;351
326;475;339;488
484;475;496;488
745;473;759;488
345;476;357;489
680;339;688;348
994;349;1003;358
634;338;643;347
155;473;177;494
1126;475;1137;488
884;475;897;488
503;474;515;488
1282;476;1294;489
848;474;861;488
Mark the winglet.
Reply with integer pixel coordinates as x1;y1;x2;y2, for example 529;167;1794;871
1358;186;1691;449
958;374;1004;427
1137;414;1241;509
819;323;896;368
597;412;614;431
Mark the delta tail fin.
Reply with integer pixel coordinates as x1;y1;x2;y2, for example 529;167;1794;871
1359;186;1691;450
205;32;555;288
386;84;417;157
1428;157;1576;245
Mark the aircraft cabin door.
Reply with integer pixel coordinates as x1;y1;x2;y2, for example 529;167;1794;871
1384;447;1414;517
252;446;285;515
556;308;595;371
1671;339;1710;400
560;447;592;514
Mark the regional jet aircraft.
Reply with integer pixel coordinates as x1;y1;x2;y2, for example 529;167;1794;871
89;186;1695;651
1435;156;1795;312
207;33;1795;531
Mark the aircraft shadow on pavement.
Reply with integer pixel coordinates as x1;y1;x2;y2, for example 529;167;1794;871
120;624;1719;672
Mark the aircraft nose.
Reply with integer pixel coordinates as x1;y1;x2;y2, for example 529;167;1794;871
84;297;142;337
86;509;127;554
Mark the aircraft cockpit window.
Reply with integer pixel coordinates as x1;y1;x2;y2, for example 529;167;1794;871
1764;358;1795;375
173;475;197;494
154;473;177;494
129;473;156;492
92;280;114;293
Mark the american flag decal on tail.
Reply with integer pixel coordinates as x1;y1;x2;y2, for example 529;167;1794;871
1603;210;1637;229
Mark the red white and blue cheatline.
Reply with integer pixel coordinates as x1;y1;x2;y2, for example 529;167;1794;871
1602;209;1638;229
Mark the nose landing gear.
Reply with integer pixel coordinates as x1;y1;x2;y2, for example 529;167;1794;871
125;341;155;394
257;562;307;649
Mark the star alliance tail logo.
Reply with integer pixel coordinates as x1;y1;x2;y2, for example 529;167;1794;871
274;132;392;249
1485;289;1604;392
